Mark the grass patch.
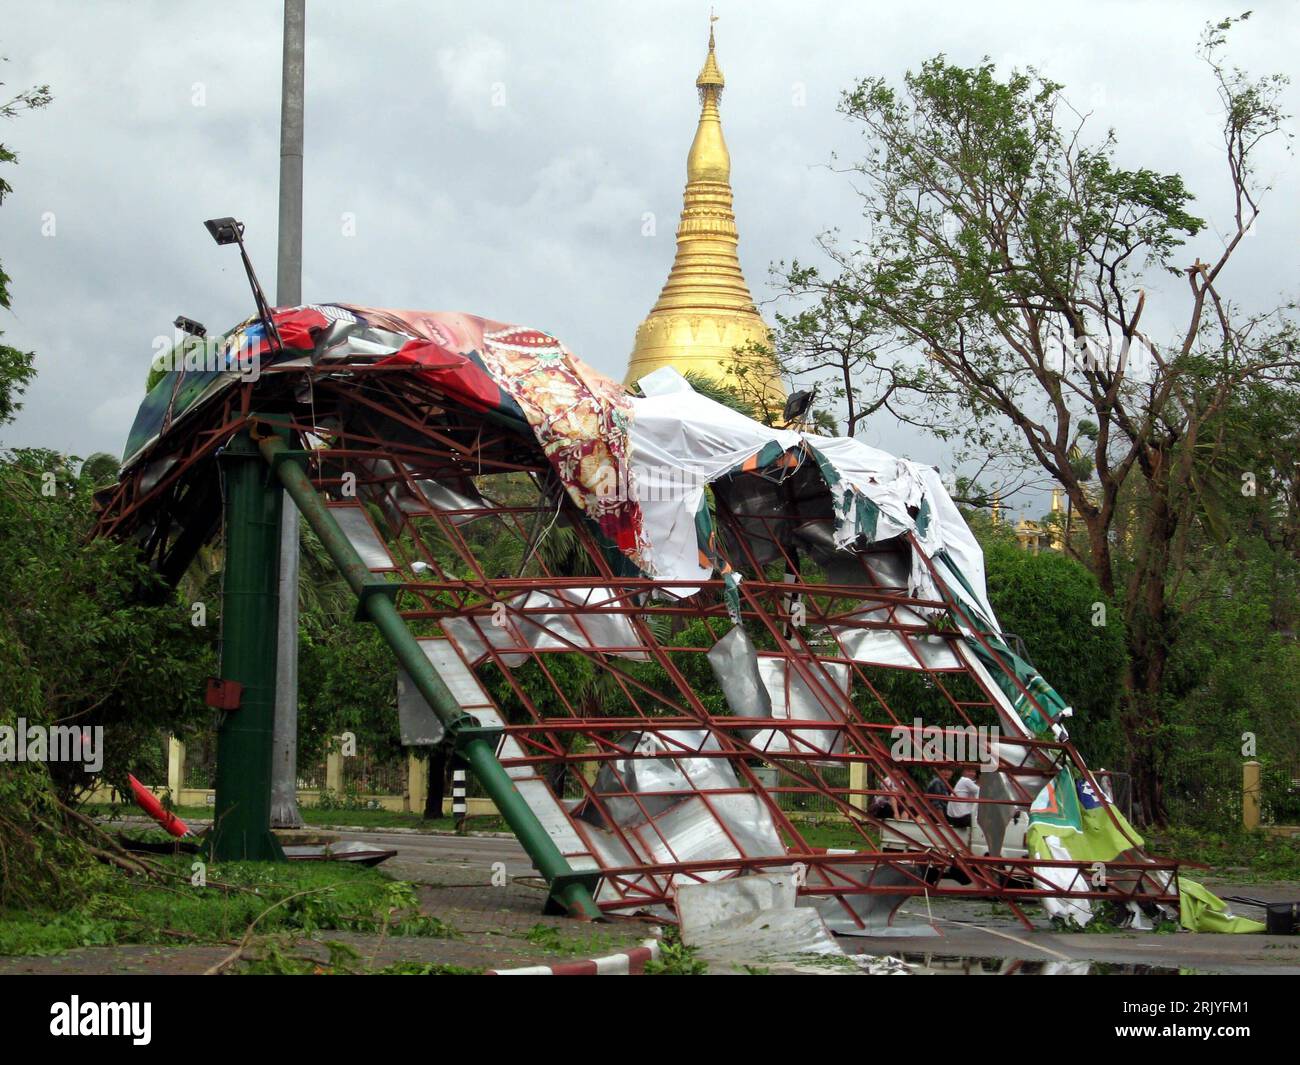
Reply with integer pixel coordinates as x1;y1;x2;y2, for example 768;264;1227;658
523;923;565;952
784;817;876;851
517;922;632;958
1146;825;1300;882
644;927;707;976
0;855;451;958
375;960;483;975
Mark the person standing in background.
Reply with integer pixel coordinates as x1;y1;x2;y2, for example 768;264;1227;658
945;766;979;829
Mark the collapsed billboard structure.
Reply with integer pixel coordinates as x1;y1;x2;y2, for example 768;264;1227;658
97;303;1180;931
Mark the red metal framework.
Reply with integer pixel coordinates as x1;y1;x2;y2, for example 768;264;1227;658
98;359;1180;931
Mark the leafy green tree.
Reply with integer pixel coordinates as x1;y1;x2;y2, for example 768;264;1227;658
0;450;213;906
1159;534;1300;826
0;450;214;790
766;15;1298;820
79;452;121;487
979;536;1127;767
297;612;399;770
740;275;932;439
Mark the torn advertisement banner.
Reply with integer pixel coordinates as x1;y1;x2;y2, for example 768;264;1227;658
627;369;1001;631
1027;766;1146;925
1026;767;1144;863
965;637;1071;742
1178;880;1265;933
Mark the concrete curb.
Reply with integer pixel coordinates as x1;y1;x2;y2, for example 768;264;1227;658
485;938;661;976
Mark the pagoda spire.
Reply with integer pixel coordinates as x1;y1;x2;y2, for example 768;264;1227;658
624;19;783;401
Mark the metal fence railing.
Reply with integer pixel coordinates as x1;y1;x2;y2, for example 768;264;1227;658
342;751;407;796
1162;757;1300;830
182;735;215;790
1163;757;1243;830
771;764;852;816
1262;761;1300;825
181;741;400;798
296;760;327;791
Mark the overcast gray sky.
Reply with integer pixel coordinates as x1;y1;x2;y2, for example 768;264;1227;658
1;0;1296;518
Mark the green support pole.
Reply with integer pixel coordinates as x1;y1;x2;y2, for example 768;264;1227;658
253;426;600;918
208;428;286;861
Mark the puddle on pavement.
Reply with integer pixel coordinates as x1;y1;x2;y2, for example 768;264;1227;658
880;952;1188;975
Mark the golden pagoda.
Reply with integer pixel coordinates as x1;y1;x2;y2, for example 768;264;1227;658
624;21;784;402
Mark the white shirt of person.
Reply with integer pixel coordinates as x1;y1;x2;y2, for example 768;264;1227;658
946;775;979;819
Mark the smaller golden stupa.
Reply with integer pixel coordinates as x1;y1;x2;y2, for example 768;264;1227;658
624;20;784;401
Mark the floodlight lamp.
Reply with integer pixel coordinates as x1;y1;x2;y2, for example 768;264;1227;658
200;214;282;354
174;315;207;338
204;217;244;246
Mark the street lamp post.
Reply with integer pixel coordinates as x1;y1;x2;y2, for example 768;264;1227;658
270;0;307;830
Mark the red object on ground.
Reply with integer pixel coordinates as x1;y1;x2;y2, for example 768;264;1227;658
127;773;189;838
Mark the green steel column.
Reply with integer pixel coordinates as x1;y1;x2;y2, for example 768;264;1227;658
208;428;286;861
255;427;600;917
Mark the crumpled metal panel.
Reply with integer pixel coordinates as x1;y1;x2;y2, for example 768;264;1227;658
441;614;530;668
442;586;648;667
792;520;875;586
579;825;647;899
702;793;787;858
362;457;489;531
829;622;961;671
396;667;445;746
702;623;874;840
397;637;603;865
584;734;693;827
718;475;792;567
632;794;785;877
706;625;772;741
677;871;845;962
582;729;734;828
401;640;544;788
976;767;1016;858
863;546;913;589
753;654;849;757
576;729;784;876
793;520;917;590
807;863;927;936
397;637;501;746
417;638;495;710
514;587;648;660
513;778;595;862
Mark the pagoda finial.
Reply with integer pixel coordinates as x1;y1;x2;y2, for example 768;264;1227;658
697;12;725;100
